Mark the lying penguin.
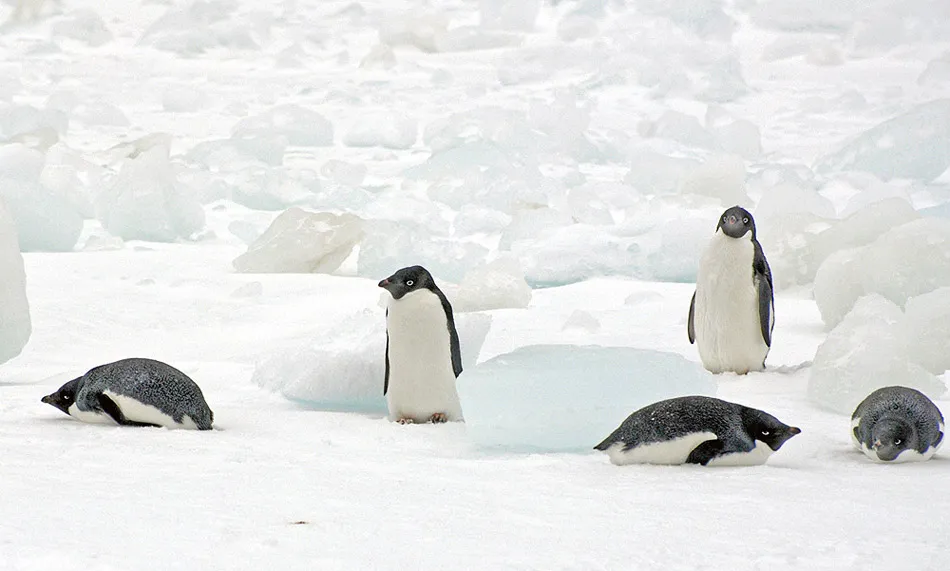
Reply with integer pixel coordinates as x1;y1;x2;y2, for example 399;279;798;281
852;386;944;463
41;358;214;430
595;396;800;466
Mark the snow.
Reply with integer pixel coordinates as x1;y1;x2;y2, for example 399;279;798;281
0;196;31;363
1;0;950;568
457;344;717;452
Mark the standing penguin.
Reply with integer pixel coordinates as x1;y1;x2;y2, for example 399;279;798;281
41;358;214;430
594;396;801;466
851;386;944;463
688;206;774;374
379;265;463;424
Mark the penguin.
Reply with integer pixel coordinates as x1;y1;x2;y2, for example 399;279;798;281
378;265;463;424
41;358;214;430
851;386;944;463
688;206;774;374
594;396;801;466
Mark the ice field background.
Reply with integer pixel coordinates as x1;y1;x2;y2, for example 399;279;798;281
0;0;949;569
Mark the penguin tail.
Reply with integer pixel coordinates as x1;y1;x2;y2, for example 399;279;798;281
593;436;615;451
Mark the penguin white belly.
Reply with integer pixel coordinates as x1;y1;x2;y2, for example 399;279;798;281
857;443;937;463
386;290;463;423
604;432;717;466
103;391;198;429
850;416;863;451
694;234;769;374
705;440;774;467
67;403;114;425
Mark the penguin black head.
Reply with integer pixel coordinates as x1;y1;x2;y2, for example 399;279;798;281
743;408;801;451
378;265;436;300
41;377;81;416
870;418;916;462
716;206;756;240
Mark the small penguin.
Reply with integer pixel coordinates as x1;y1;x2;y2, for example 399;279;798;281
594;396;800;466
688;206;774;374
379;265;463;424
851;386;944;463
41;358;214;430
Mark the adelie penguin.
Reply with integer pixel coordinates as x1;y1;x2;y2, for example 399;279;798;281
594;396;800;466
379;265;463;424
41;358;214;430
689;206;774;374
851;386;944;463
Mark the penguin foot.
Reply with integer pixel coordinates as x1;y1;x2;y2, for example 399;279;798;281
396;417;414;425
429;413;448;424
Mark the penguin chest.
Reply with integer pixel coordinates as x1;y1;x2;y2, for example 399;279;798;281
385;291;462;422
103;391;198;429
705;440;774;467
694;234;768;373
67;402;114;425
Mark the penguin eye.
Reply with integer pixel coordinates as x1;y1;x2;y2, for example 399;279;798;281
406;280;414;287
761;430;770;436
895;439;902;445
743;217;750;224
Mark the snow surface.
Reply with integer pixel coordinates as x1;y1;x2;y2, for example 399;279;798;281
1;0;950;569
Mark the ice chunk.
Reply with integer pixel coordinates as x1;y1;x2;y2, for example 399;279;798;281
918;52;950;86
557;14;599;42
650;110;720;150
814;218;950;328
359;44;396;69
0;197;31;364
562;310;600;332
139;0;259;56
321;160;366;188
624;151;700;195
815;99;950;182
0;105;68;139
186;136;287;169
231;104;333;147
678;154;750;205
807;295;946;415
342;114;417;150
644;217;711;283
634;0;735;40
162;85;208;112
71;102;130;127
51;9;113;46
510;225;640;287
457;345;717;452
756;212;828;289
453;205;512;236
750;0;860;32
705;106;762;159
253;309;490;412
96;145;205;242
433;27;524;52
233;208;364;274
479;0;540;31
452;257;532;312
904;287;950;375
755;184;835;222
378;12;449;52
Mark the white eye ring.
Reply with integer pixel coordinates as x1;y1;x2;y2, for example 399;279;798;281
895;439;902;445
743;217;749;224
761;430;770;436
406;280;414;286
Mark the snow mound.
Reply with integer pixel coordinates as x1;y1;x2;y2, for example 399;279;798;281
96;145;205;242
0;105;68;140
139;0;258;55
903;287;950;375
451;257;532;312
808;295;946;414
918;52;950;86
253;309;491;413
342;114;417;150
378;12;448;52
162;85;208;112
815;99;950;182
231;105;333;147
233;208;364;274
0;197;31;364
814;218;950;328
51;9;113;46
0;144;83;252
478;0;539;31
457;345;717;452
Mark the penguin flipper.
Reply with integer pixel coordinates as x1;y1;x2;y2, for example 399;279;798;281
686;439;724;465
756;275;773;347
687;291;697;344
96;393;161;428
384;324;390;396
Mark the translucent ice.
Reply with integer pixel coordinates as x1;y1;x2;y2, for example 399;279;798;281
0;197;31;364
814;218;950;328
510;225;640;287
342;114;417;150
357;221;489;284
808;295;946;415
678;154;750;205
903;287;950;375
96;145;205;242
233;209;364;274
634;0;735;40
231;105;333;147
253;309;491;413
457;345;717;452
451;257;532;312
815;99;950;182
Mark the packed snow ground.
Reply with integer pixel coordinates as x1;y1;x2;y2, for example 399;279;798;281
1;0;950;570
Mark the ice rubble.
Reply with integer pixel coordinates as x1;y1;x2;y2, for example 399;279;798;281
457;345;717;452
479;0;539;31
813;217;950;328
918;52;950;86
808;295;947;415
634;0;735;40
253;309;491;413
0;197;31;364
450;257;532;312
51;10;113;46
0;144;83;252
342;115;417;150
231;105;334;147
815;99;950;182
510;224;640;287
96;145;206;242
162;85;208;113
139;0;259;55
903;287;950;375
233;208;364;274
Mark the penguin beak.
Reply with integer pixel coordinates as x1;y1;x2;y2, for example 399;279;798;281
872;439;882;449
788;426;801;435
40;394;52;404
378;278;390;288
727;215;738;225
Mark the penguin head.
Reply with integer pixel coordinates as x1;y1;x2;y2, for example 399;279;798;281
870;418;916;462
743;408;801;451
378;265;435;300
716;206;756;240
40;377;82;416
